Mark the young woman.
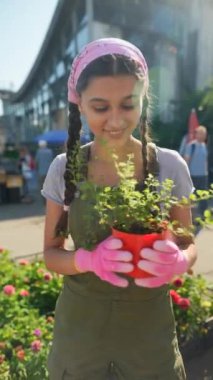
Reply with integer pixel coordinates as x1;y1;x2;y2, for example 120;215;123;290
42;38;196;379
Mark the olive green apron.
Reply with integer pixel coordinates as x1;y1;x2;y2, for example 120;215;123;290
48;145;186;380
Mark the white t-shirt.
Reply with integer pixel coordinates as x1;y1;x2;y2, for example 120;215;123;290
42;145;193;205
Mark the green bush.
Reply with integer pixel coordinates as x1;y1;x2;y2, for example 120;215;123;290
0;248;62;380
169;275;213;345
0;247;212;378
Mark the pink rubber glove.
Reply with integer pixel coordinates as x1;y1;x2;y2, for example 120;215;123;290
74;236;133;287
135;240;189;288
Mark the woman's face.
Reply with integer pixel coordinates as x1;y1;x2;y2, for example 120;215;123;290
78;75;144;147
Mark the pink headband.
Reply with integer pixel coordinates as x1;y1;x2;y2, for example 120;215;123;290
68;38;148;104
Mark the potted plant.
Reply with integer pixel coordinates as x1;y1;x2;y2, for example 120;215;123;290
79;153;213;279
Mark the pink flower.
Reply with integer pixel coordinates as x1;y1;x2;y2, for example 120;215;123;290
177;297;191;310
3;285;16;296
0;342;6;350
16;349;25;361
169;290;181;304
19;289;30;297
37;268;45;274
31;340;42;352
0;354;5;364
33;329;42;337
173;277;184;288
43;272;53;281
0;247;4;253
18;259;29;266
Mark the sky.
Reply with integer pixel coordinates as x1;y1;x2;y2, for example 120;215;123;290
0;0;58;96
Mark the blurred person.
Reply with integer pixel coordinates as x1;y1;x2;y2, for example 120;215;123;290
18;146;34;201
179;132;195;157
179;109;199;157
184;125;208;216
35;140;53;190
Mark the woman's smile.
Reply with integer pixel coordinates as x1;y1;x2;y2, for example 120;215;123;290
103;127;127;137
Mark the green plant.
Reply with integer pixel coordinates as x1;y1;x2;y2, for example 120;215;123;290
80;154;213;240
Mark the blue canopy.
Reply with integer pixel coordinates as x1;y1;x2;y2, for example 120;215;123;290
34;130;68;144
34;129;91;145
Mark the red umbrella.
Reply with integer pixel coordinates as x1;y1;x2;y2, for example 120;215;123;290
187;108;199;142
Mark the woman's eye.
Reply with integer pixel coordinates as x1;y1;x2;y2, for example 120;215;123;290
94;107;108;112
93;105;135;112
122;105;135;110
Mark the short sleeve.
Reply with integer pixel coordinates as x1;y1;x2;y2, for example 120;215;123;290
41;154;66;205
157;147;194;200
172;154;194;199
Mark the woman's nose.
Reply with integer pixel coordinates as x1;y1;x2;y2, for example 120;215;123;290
107;109;123;128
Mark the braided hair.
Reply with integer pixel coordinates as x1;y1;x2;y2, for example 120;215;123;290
139;91;159;179
56;54;158;236
55;103;82;236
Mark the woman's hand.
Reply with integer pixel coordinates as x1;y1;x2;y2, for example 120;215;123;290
75;236;133;287
135;240;189;288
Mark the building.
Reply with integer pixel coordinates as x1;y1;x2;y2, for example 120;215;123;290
0;0;212;144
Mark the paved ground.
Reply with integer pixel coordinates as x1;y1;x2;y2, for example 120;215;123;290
185;347;213;380
0;191;45;258
0;188;213;379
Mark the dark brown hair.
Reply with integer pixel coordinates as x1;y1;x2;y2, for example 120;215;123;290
55;54;154;236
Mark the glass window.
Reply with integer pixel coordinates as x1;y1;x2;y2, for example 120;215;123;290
77;26;89;50
66;25;89;56
56;61;65;78
151;4;185;45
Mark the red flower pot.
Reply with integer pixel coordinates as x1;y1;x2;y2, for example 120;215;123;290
112;228;164;278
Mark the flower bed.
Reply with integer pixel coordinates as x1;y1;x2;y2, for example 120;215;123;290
0;247;212;379
169;275;213;346
0;248;62;380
